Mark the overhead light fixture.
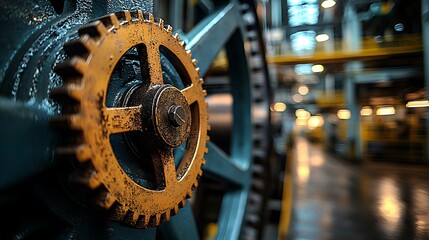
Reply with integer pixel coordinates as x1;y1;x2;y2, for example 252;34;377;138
360;106;373;116
298;85;309;95
312;64;324;73
321;0;336;9
295;118;308;126
337;109;351;120
293;94;303;103
316;33;330;42
406;100;429;108
308;116;324;129
295;109;311;119
272;102;287;112
376;106;395;116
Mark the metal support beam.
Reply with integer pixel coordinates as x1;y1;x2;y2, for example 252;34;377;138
423;0;429;163
344;67;362;161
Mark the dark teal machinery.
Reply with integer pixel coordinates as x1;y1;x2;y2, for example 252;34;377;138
0;0;273;239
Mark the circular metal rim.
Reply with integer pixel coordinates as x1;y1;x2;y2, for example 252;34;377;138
52;10;208;228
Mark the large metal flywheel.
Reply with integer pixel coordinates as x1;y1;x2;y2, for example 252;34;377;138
0;0;272;239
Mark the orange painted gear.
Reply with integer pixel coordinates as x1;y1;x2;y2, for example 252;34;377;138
52;10;208;228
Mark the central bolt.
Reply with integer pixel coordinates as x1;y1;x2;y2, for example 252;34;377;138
168;105;186;127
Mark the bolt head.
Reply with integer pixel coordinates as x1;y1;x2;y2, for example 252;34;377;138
168;105;186;127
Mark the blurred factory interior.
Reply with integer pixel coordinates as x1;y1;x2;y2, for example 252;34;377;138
0;0;428;239
260;0;429;239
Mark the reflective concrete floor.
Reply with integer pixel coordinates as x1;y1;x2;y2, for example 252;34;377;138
283;136;429;240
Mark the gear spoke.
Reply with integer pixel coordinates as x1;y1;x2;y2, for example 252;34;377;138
185;3;239;76
103;106;143;134
150;148;178;188
146;42;164;85
180;84;199;105
203;142;248;187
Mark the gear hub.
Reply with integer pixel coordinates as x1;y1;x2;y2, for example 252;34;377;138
51;10;208;228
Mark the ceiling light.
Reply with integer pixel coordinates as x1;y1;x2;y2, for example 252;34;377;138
376;107;395;116
311;64;324;73
293;94;303;103
308;116;324;129
337;109;351;120
272;102;287;112
321;0;336;9
316;33;330;42
360;106;373;116
295;118;307;126
406;100;429;108
295;109;311;119
298;85;309;95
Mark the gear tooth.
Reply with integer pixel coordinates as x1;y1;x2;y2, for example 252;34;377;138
157;18;164;29
161;211;171;222
69;168;100;190
199;78;204;84
192;181;198;190
50;114;82;130
205;102;209;108
173;33;180;40
186;190;192;198
171;205;179;216
124;10;132;22
206;135;210;142
142;12;150;22
180;41;185;47
137;10;144;21
65;85;83;101
99;13;119;30
149;13;155;22
147;13;155;23
202;90;207;96
56;146;84;161
191;59;197;66
69;114;82;130
207;124;211;131
129;10;140;22
124;210;139;225
165;25;173;32
92;188;116;209
149;214;161;226
186;49;191;56
202;159;207;165
115;11;132;24
56;144;91;162
179;199;186;208
54;57;87;79
50;84;83;103
110;13;121;28
75;144;91;162
109;203;128;221
136;215;150;228
205;147;209;153
87;175;102;190
63;35;96;59
195;67;200;74
78;20;108;40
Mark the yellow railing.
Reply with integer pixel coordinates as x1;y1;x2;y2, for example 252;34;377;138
267;34;423;65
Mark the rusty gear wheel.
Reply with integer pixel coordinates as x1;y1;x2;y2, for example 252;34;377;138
51;10;208;228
